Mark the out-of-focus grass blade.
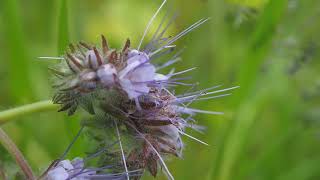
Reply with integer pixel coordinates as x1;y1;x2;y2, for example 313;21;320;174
212;1;288;180
57;0;73;144
276;158;320;180
236;0;288;102
227;0;268;8
57;0;69;55
56;0;85;159
2;0;33;102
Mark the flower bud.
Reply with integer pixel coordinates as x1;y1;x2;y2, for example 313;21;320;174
97;64;117;88
85;50;99;69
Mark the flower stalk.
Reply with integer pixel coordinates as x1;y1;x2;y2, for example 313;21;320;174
0;127;35;180
0;100;58;125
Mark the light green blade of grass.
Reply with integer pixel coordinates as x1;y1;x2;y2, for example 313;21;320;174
237;127;300;179
214;93;264;180
57;0;69;55
234;1;320;178
235;0;288;102
211;1;288;180
2;0;34;102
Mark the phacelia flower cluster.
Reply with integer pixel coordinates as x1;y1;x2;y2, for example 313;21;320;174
45;0;238;179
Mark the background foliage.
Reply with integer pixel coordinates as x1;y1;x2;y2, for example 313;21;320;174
1;0;320;179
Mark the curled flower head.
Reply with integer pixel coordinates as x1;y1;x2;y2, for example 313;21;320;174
45;0;238;179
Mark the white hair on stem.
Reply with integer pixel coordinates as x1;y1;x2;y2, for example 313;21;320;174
114;120;130;180
137;0;167;50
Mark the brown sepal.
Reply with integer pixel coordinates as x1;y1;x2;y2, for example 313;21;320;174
101;35;110;56
79;41;92;50
122;38;131;53
93;47;103;66
67;53;83;70
69;43;76;53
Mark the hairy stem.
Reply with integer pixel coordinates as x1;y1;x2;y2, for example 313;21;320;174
0;127;35;180
0;163;6;180
0;100;58;125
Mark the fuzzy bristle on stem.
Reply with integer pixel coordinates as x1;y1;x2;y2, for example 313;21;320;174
114;120;129;180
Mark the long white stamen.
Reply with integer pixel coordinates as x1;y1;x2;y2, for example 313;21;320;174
155;47;185;69
149;44;176;57
138;0;167;50
169;67;197;76
150;18;210;57
114;120;129;180
146;13;179;53
179;86;239;100
195;93;232;101
178;130;209;146
201;86;240;96
156;57;181;70
154;13;178;45
149;45;175;60
167;18;210;45
38;56;64;60
177;106;224;115
145;8;170;51
174;93;232;104
178;85;222;97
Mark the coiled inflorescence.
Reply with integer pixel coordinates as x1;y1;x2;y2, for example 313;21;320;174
45;0;238;179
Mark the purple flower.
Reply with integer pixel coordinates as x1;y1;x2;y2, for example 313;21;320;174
45;0;239;179
46;158;95;180
97;64;118;88
118;51;157;99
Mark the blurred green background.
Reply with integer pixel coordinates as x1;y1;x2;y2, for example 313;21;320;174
1;0;320;179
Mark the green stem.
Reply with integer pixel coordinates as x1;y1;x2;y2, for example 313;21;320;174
0;100;58;125
0;127;35;180
0;164;5;180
